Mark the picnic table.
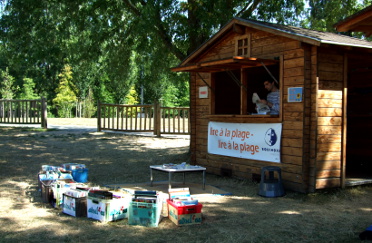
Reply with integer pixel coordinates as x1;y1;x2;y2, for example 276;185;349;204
149;164;206;190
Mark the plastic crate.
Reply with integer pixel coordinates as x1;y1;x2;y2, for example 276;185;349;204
62;194;87;217
71;168;89;183
88;190;113;199
60;163;88;183
128;201;162;227
87;196;130;222
38;172;73;190
61;163;85;170
51;182;88;208
40;179;74;204
41;165;62;171
38;172;46;190
167;199;203;226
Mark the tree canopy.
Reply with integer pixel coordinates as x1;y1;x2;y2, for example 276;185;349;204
0;0;371;116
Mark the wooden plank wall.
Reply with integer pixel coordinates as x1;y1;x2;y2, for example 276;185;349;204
315;48;344;189
190;29;311;192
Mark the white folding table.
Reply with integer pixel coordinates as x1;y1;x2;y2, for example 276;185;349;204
149;165;206;190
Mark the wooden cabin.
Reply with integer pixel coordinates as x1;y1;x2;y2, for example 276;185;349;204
172;18;372;193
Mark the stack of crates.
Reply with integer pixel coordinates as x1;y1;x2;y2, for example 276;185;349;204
38;165;75;205
128;191;162;227
38;165;74;190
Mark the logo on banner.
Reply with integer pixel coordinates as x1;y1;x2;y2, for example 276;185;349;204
264;128;278;146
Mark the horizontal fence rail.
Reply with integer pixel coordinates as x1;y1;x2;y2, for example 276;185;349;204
97;101;190;136
0;98;47;128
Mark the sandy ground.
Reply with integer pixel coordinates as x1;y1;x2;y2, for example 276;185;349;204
48;118;99;127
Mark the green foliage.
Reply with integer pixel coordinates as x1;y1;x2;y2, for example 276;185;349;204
83;88;96;118
160;78;190;107
125;86;139;105
53;65;77;118
301;0;372;33
17;78;39;100
94;74;116;104
0;67;17;99
0;0;371;108
0;1;65;99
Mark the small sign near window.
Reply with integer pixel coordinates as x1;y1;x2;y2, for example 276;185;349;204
199;86;208;99
288;87;303;102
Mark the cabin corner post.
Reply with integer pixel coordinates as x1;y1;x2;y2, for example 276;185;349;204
308;46;318;193
301;45;312;193
341;54;348;189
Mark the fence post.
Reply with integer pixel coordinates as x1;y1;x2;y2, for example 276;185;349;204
97;100;101;132
153;100;161;137
41;97;48;129
0;100;3;121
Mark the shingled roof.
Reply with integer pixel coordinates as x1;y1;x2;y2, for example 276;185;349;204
236;18;372;48
179;17;372;66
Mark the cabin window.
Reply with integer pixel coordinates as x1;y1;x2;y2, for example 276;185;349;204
212;64;280;116
235;35;250;57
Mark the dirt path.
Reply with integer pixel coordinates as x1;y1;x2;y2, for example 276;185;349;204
48;118;98;127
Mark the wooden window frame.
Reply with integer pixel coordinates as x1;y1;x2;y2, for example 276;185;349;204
235;34;251;57
209;55;283;122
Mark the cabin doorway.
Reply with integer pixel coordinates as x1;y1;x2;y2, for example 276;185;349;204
345;55;372;185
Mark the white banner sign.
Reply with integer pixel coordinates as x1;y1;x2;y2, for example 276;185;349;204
208;122;282;163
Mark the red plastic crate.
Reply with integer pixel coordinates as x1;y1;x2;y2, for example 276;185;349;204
167;199;202;226
167;199;202;214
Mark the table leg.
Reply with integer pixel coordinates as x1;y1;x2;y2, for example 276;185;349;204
202;170;206;190
150;168;153;187
168;172;172;189
183;172;185;185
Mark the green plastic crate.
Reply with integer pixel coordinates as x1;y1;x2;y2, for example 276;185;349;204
128;201;162;227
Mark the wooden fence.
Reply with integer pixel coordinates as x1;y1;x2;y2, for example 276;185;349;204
0;98;47;128
97;101;190;136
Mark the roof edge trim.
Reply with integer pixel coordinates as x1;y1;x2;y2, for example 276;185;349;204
320;39;372;49
234;17;322;45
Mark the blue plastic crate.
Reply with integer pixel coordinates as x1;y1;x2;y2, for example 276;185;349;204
71;168;88;183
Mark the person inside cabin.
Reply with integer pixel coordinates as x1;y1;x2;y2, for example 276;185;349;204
260;79;280;115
